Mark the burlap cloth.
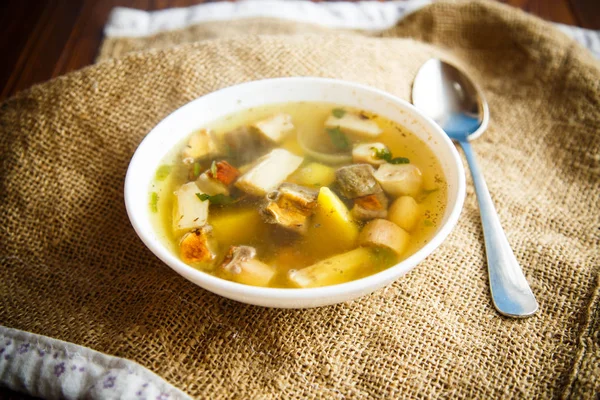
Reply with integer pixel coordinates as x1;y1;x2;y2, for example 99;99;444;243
1;1;599;398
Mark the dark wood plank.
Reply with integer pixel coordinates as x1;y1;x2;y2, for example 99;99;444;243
499;0;578;25
0;0;597;103
0;1;48;97
568;0;600;30
1;0;85;100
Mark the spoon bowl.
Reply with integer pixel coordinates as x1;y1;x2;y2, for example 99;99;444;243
412;59;538;318
413;59;489;140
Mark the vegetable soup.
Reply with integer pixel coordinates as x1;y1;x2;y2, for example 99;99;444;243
149;102;446;288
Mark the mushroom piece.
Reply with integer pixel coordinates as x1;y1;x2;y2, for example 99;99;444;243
179;226;218;265
351;191;389;221
335;164;382;199
172;182;209;234
358;219;410;256
182;129;222;164
195;173;229;196
252;113;295;143
195;160;241;196
235;149;303;196
374;164;423;198
224;126;267;164
352;142;388;166
261;183;318;234
325;112;382;138
216;246;276;287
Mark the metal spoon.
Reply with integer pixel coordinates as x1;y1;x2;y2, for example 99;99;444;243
412;59;538;318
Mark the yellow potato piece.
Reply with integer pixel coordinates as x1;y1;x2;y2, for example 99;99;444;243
302;187;358;258
208;208;267;248
288;247;373;288
388;196;420;232
288;162;336;188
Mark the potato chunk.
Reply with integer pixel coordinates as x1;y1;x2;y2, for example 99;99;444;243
172;182;209;233
352;143;387;166
235;149;303;196
209;208;267;248
179;226;217;265
374;164;423;197
288;162;336;188
302;187;359;257
336;164;382;199
388;196;420;232
288;247;372;288
252;113;295;143
358;219;410;256
325;112;382;138
182;129;221;163
216;246;275;287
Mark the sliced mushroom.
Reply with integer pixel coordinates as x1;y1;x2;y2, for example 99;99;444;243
172;182;209;233
208;160;240;186
261;183;318;234
252;113;295;143
352;142;388;166
235;149;303;196
179;226;218;265
224;126;268;164
351;191;389;220
374;164;423;197
196;173;230;196
358;219;410;256
216;245;276;287
325;112;382;138
182;129;221;163
335;164;382;199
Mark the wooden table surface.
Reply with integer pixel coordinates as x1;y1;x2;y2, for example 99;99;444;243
1;0;599;102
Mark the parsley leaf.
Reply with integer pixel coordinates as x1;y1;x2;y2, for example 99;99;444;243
150;192;159;212
193;162;201;177
155;165;171;181
423;219;434;227
371;147;410;164
332;108;346;118
195;193;235;205
326;126;350;150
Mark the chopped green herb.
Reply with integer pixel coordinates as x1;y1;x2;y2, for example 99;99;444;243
423;219;434;227
150;192;159;212
224;144;234;158
326;126;350;150
196;193;236;205
371;147;410;164
371;247;397;269
210;161;218;176
155;165;171;181
417;188;439;202
332;108;346;118
193;162;201;177
389;157;410;164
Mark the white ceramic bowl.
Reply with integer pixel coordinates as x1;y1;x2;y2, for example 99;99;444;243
125;77;465;308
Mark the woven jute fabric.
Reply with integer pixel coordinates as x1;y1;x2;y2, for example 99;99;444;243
2;1;599;398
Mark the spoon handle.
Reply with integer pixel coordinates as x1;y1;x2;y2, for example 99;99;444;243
459;140;538;317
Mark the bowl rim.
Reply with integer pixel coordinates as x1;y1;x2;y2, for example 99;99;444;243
125;77;465;304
